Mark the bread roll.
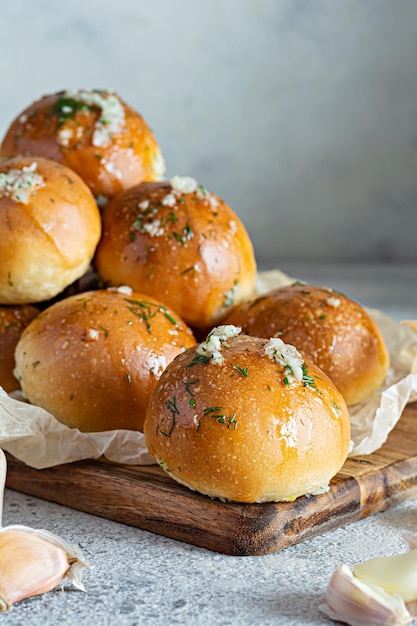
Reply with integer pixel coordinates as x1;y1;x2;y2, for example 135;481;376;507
144;326;351;503
0;89;165;203
225;283;390;406
0;304;39;392
14;287;196;432
0;155;101;304
94;176;257;328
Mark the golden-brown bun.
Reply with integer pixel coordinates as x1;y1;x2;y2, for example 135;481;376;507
93;179;257;328
0;305;39;392
0;89;165;201
0;155;101;304
225;284;390;406
14;288;196;432
144;330;351;503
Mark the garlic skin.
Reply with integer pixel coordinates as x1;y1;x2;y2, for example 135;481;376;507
321;563;413;626
403;532;417;551
0;525;88;611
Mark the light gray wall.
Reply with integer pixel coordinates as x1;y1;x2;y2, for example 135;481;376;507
1;0;416;263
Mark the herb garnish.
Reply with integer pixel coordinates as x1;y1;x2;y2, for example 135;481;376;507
53;97;94;125
302;364;317;390
159;396;179;437
161;308;178;325
173;223;193;245
184;379;199;407
203;406;223;415
125;298;177;332
181;265;196;277
184;379;199;396
233;364;248;377
186;353;211;368
202;406;238;429
224;280;239;307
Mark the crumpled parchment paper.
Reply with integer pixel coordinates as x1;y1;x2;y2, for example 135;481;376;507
0;269;416;469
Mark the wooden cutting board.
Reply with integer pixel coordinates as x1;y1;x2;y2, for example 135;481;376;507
5;401;417;556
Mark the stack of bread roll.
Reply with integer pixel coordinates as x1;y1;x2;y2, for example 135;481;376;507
0;88;390;503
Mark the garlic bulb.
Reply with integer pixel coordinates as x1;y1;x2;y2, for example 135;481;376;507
0;449;89;610
321;538;417;626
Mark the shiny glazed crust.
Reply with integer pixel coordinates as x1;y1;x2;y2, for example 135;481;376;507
144;334;351;503
0;156;101;304
14;289;196;432
0;304;39;392
0;90;165;200
225;284;390;406
93;181;257;328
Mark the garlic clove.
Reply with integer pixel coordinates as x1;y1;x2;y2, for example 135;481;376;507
0;449;6;526
0;524;88;611
353;549;417;604
4;523;88;590
320;563;414;626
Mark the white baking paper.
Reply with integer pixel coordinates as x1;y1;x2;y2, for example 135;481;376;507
0;389;154;468
0;269;416;468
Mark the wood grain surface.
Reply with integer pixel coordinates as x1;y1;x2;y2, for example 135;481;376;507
5;402;417;556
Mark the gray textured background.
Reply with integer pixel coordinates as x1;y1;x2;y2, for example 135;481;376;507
1;0;416;263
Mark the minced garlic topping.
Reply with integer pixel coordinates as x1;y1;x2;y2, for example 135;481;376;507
61;89;125;147
0;162;44;204
57;127;73;147
264;337;304;382
196;325;241;364
108;285;133;295
170;175;198;194
327;296;341;307
162;193;176;207
142;220;164;237
86;328;100;341
169;175;219;213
